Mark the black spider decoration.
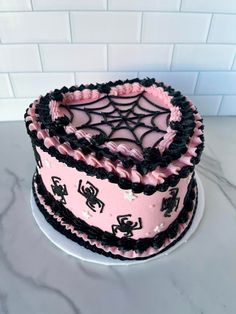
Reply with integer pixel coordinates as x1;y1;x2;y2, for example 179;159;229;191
51;176;68;204
78;180;104;213
33;145;42;168
112;214;142;238
160;188;180;217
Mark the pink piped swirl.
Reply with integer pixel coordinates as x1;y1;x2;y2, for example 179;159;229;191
170;106;182;122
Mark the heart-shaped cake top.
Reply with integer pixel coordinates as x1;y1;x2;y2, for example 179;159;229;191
25;78;204;194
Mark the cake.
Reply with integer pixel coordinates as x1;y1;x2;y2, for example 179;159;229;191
25;78;204;260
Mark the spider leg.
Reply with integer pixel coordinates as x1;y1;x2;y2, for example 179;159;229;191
86;200;96;212
77;180;85;196
133;218;142;230
117;214;131;224
175;198;180;211
63;185;68;195
112;225;119;235
97;199;104;213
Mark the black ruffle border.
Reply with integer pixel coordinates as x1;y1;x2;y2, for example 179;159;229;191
32;171;198;260
32;78;204;175
27;129;194;195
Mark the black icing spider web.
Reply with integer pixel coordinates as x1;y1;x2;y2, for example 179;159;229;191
61;91;171;152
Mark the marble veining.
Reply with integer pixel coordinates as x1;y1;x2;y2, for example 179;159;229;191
0;292;8;314
198;153;236;209
169;276;204;314
0;117;236;314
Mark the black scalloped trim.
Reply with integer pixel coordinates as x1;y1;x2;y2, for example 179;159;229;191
25;112;203;196
28;128;196;194
32;171;197;259
34;77;203;175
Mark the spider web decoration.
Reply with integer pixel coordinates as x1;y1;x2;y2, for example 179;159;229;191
61;91;171;152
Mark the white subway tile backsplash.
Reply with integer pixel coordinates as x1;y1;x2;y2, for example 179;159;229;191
108;0;180;11
0;1;235;119
71;12;141;43
109;44;173;71
208;15;236;43
172;45;236;70
232;57;236;70
218;96;236;115
0;0;31;11
181;0;236;13
0;45;41;72
139;71;198;94
0;98;34;121
40;44;106;71
76;72;138;85
0;12;70;43
32;0;106;10
142;13;211;43
10;73;75;97
0;74;13;97
196;72;236;94
186;95;222;115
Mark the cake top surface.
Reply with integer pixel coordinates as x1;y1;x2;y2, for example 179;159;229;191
60;90;171;153
25;78;204;194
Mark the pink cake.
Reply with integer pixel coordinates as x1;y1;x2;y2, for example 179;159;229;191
25;78;204;260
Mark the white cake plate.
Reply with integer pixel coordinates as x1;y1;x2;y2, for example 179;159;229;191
30;173;205;266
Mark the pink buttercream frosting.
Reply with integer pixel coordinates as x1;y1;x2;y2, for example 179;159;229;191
36;148;192;239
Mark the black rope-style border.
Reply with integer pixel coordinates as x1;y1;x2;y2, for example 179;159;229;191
32;78;204;175
32;171;197;259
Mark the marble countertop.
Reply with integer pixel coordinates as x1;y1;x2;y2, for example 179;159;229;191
0;117;236;314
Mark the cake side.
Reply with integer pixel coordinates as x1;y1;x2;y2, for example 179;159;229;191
32;170;198;260
35;146;192;239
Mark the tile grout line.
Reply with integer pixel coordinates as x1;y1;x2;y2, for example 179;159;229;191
205;13;214;42
216;95;224;115
1;42;236;46
7;73;15;97
106;0;108;10
37;44;43;71
29;0;34;10
1;70;236;74
179;0;183;11
68;11;73;43
105;43;109;72
0;9;236;14
193;72;200;94
170;44;176;70
139;11;144;43
230;51;236;70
